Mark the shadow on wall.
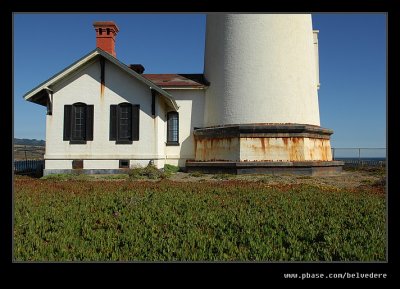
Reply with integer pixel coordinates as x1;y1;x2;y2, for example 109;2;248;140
176;93;205;167
179;130;193;167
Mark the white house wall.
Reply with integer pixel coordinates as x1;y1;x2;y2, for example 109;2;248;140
83;160;120;169
45;160;73;170
164;89;205;167
45;58;165;170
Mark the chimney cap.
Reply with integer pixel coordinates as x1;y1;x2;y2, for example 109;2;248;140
93;21;119;33
129;64;145;74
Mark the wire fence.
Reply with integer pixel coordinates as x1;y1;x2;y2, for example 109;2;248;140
14;159;45;175
13;144;45;176
331;148;386;167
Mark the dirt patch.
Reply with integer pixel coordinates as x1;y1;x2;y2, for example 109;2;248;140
14;167;386;194
168;169;386;192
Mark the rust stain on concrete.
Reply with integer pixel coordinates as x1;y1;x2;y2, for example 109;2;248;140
260;138;266;151
100;81;105;97
195;137;238;161
287;137;303;161
194;135;198;155
194;136;332;162
307;138;332;161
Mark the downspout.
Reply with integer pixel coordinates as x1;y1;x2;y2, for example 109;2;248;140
43;88;53;165
151;88;161;167
100;56;105;97
44;88;53;115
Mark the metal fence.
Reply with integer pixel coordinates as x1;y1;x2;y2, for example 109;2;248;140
14;160;44;175
331;148;386;167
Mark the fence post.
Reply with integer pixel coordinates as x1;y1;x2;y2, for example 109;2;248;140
24;145;27;163
332;148;335;160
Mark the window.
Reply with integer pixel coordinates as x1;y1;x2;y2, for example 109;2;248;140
167;111;179;145
119;160;130;169
118;104;132;140
110;103;139;144
73;105;86;140
63;103;94;144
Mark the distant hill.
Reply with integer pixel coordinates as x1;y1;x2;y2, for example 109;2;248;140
14;138;45;146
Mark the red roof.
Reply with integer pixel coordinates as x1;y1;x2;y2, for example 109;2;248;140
142;74;209;88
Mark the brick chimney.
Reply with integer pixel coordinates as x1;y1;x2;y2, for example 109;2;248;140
93;21;119;57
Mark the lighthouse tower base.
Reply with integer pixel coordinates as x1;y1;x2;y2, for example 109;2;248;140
186;124;344;176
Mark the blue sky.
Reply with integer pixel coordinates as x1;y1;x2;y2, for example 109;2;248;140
13;13;386;149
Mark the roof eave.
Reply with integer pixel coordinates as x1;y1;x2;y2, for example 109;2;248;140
23;49;101;103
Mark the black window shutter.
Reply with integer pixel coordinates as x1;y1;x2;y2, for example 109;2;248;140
110;105;117;140
131;105;140;141
63;105;72;141
86;105;94;141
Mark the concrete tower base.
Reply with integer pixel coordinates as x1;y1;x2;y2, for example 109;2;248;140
187;124;344;176
186;161;344;176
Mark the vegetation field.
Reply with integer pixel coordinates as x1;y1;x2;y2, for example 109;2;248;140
14;145;45;160
14;167;386;262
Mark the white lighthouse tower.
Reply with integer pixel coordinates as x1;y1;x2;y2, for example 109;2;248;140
188;14;343;175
